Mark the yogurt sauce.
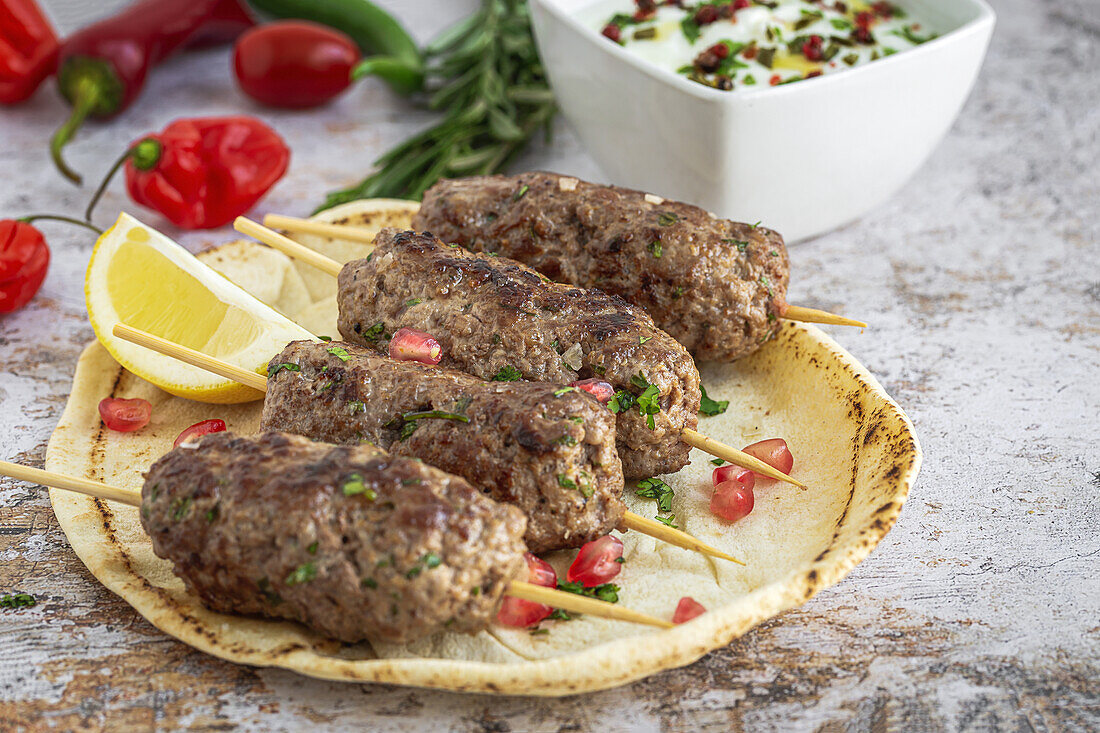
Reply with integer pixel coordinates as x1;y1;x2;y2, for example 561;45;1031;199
588;1;936;90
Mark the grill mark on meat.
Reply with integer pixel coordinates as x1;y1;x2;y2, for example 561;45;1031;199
414;172;791;362
260;341;625;553
335;229;701;478
141;432;526;644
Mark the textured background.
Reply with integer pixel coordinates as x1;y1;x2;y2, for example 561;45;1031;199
1;0;1098;730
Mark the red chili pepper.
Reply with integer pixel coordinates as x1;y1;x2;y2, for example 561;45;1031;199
0;0;59;105
233;21;360;109
85;116;289;230
50;0;254;184
0;219;49;313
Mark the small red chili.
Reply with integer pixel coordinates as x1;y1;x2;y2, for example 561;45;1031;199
389;327;443;365
174;418;226;447
99;397;152;432
0;219;49;313
85;116;289;230
569;378;615;404
0;0;59;105
233;21;361;109
673;597;706;624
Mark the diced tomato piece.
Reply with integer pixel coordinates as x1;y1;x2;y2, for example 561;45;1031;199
174;419;227;447
673;596;706;624
710;479;754;522
742;438;794;484
388;327;442;365
711;464;756;490
98;398;152;433
497;552;557;628
566;535;623;587
570;378;615;404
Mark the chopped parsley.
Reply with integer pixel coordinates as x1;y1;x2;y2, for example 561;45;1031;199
491;365;523;382
342;473;377;500
326;345;350;362
655;514;680;529
267;362;300;377
639;335;652;345
699;385;729;417
680;16;701;44
647;241;662;258
1;593;36;609
607;390;636;414
422;552;442;569
557;474;577;490
557;581;620;604
403;409;470;424
657;212;679;226
171;497;192;521
347;400;366;414
631;373;662;430
553;386;578;397
635;477;674;513
362;322;385;343
759;275;774;297
555;434;577;446
723;238;749;253
711;458;726;466
318;335;332;342
568;416;584;424
513;184;530;201
205;506;219;523
672;286;685;299
405;297;422;307
307;541;319;554
285;562;317;586
361;578;378;589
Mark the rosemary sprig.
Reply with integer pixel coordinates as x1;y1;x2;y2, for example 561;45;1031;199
318;0;556;212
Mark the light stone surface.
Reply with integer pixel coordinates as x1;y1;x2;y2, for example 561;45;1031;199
1;0;1097;730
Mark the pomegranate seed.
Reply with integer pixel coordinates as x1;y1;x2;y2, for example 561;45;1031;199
708;42;730;59
854;11;874;28
673;596;706;624
98;398;152;433
710;479;754;522
389;327;442;365
497;552;557;627
570;378;615;404
601;24;622;42
694;6;718;24
733;0;751;8
174;419;226;447
567;535;623;587
741;438;795;485
712;464;756;491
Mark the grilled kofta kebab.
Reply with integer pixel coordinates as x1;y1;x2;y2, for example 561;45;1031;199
260;340;623;553
1;433;669;644
143;432;527;643
338;228;699;479
410;172;863;362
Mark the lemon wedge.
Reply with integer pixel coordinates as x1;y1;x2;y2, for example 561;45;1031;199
86;213;315;403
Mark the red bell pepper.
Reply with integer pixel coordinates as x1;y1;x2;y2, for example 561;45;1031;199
0;0;59;104
50;0;254;184
86;116;290;230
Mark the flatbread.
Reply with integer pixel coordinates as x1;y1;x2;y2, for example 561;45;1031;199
45;200;921;695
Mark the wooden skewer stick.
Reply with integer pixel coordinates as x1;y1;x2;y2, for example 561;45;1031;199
257;214;867;329
0;462;671;629
782;305;867;329
112;324;748;565
234;218;803;488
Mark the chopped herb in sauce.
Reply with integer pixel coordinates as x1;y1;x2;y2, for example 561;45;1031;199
285;562;317;586
403;409;471;424
491;365;523;381
699;385;729;416
636;477;674;513
555;434;577;446
723;238;749;253
268;362;300;377
205;505;219;523
342;473;377;500
672;286;685;299
326;345;350;362
513;184;530;201
568;416;585;424
422;552;442;569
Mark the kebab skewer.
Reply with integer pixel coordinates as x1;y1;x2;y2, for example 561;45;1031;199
263;172;865;364
234;217;803;487
113;323;744;564
0;435;673;642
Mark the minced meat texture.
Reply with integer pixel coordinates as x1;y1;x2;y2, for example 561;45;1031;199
141;431;527;644
414;172;791;362
336;228;700;478
260;341;625;553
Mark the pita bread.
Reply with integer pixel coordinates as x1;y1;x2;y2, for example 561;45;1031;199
45;200;921;695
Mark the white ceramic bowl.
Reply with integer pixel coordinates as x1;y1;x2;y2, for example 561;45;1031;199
529;0;996;241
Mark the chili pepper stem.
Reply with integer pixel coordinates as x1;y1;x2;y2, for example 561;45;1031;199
50;78;101;185
84;147;134;223
18;214;103;235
